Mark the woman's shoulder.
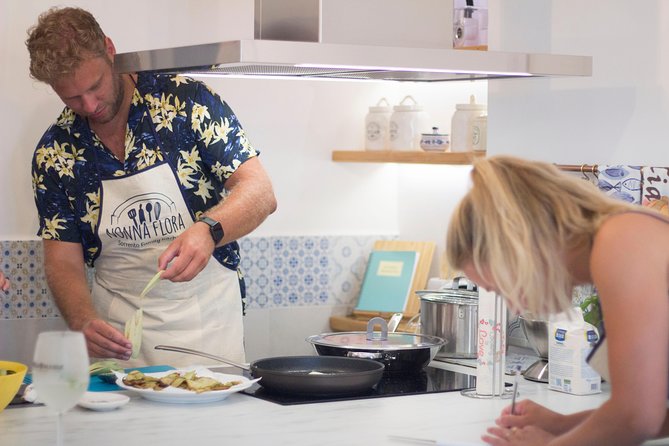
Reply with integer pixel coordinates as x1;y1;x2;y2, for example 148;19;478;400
592;211;669;268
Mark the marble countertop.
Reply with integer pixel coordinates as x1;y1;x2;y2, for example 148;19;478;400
1;361;612;446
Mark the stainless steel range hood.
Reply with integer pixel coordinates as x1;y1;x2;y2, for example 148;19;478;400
114;0;592;82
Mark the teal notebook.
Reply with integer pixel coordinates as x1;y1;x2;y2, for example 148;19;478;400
355;250;419;313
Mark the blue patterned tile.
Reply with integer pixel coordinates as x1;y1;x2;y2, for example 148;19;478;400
1;240;59;319
2;235;400;319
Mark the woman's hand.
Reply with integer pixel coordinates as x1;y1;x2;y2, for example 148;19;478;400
495;399;570;435
482;425;555;445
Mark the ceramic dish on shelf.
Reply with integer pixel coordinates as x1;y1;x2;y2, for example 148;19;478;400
420;127;449;152
114;368;258;404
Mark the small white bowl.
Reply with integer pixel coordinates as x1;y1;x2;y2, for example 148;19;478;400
420;132;450;152
77;392;130;411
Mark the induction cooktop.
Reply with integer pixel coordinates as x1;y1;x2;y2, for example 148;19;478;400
240;366;476;406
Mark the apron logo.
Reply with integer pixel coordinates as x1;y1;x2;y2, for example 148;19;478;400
107;193;186;246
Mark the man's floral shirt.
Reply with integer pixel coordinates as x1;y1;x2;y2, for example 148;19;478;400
31;73;258;291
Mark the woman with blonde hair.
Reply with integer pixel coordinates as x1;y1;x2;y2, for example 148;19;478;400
447;155;669;445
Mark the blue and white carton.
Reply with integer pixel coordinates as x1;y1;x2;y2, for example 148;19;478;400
548;307;601;395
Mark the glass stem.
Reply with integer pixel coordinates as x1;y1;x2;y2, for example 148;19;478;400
56;412;63;446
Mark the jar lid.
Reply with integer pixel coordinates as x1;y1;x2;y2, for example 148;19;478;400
369;97;391;113
393;95;423;112
455;94;486;111
421;126;448;137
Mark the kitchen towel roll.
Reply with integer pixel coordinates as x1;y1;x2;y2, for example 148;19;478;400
475;289;507;396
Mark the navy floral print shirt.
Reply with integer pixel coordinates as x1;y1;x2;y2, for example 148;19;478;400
31;73;258;290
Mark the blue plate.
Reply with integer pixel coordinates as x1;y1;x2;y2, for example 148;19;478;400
24;365;176;392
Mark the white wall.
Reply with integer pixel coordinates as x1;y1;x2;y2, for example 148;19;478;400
1;0;483;244
488;0;669;165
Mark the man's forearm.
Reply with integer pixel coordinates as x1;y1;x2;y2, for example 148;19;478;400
205;157;277;246
43;240;98;330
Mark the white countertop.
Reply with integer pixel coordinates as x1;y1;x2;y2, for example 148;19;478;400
0;361;617;446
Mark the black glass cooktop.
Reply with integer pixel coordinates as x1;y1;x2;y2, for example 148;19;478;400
240;367;476;406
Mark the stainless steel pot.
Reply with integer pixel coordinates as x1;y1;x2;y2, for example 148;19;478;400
306;317;444;374
417;277;479;359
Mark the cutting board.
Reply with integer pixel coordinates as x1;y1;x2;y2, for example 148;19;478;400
329;240;435;332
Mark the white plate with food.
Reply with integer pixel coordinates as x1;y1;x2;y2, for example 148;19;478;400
114;368;258;404
78;392;130;411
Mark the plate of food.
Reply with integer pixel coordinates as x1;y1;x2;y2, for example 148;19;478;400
114;368;259;404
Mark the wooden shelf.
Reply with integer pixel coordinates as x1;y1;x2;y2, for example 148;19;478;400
331;150;485;165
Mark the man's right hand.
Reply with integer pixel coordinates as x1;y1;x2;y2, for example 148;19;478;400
82;319;133;361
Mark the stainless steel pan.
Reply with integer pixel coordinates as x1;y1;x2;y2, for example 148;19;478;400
154;345;385;396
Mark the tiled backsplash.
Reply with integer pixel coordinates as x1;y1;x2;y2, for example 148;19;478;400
1;236;392;320
1;237;596;323
1;240;54;319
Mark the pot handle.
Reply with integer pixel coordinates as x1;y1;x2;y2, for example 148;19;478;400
347;351;383;359
366;317;388;341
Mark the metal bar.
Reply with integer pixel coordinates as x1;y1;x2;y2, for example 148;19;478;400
555;163;599;174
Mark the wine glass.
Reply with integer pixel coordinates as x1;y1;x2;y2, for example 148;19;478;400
32;331;89;446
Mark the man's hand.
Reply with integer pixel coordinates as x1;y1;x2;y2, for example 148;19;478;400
0;272;9;291
82;318;133;361
158;222;215;282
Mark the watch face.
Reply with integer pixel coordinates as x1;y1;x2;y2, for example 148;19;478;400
199;217;223;243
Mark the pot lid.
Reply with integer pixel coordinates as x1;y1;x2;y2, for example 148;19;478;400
307;316;444;351
307;332;443;351
417;276;479;302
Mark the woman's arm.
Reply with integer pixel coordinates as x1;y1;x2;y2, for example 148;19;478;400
548;213;669;445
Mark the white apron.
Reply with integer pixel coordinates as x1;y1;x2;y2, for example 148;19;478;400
92;160;245;368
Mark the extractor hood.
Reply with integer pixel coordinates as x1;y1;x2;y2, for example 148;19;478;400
114;0;592;82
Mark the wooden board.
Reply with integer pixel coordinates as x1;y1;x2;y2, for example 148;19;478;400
329;240;435;332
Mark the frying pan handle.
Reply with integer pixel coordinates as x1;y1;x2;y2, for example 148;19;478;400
366;317;388;341
154;344;251;371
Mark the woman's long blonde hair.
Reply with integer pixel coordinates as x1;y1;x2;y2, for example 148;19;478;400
446;156;634;315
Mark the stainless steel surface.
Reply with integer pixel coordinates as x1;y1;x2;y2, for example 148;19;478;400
306;331;444;350
388;313;403;333
307;328;444;373
518;315;549;359
154;344;250;370
418;282;479;359
115;39;592;82
115;0;591;81
523;359;549;383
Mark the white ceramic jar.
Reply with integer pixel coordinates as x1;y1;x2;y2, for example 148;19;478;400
364;98;392;151
471;114;487;152
450;95;486;152
389;96;430;151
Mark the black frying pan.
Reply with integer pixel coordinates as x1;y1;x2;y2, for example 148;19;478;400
154;345;385;396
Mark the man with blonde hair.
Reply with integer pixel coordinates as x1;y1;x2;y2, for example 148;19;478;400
27;7;277;367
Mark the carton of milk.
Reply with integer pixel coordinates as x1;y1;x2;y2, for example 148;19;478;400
548;308;601;395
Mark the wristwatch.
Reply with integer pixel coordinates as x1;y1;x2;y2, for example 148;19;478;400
196;216;224;244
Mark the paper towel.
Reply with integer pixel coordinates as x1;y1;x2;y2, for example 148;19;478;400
475;289;507;396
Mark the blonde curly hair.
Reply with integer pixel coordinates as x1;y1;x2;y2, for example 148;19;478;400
26;7;108;84
446;156;635;315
